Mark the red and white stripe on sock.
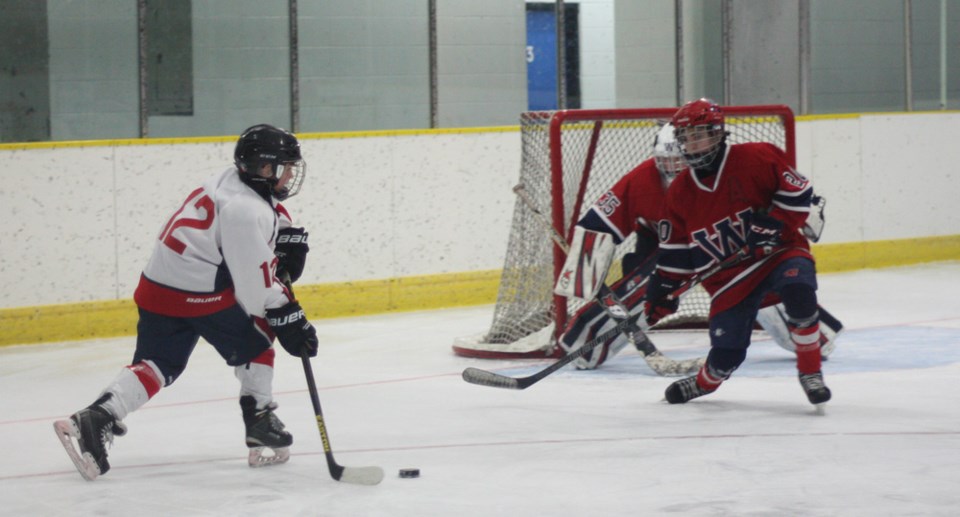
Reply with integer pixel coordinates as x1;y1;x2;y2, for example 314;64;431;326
99;360;165;420
791;322;822;374
696;364;725;392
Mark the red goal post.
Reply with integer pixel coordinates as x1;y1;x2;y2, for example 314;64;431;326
454;105;796;359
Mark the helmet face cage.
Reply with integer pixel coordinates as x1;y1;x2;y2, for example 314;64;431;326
274;160;306;200
671;98;726;168
652;122;686;186
234;124;306;200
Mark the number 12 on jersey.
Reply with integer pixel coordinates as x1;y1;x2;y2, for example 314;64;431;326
158;187;215;255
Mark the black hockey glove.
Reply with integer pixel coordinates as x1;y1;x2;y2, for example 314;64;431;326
266;302;319;357
746;213;784;258
642;274;681;327
275;227;309;283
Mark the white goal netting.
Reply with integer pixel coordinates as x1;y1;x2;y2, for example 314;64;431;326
454;106;795;358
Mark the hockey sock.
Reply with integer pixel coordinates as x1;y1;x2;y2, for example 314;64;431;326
98;360;164;420
780;283;822;374
235;348;276;409
790;320;822;374
698;348;744;391
696;364;725;392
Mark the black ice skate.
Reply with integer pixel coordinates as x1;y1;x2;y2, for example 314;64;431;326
53;394;127;481
799;371;832;413
664;375;716;404
240;395;293;467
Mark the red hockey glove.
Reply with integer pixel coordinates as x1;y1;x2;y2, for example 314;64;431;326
275;227;309;283
746;213;784;258
266;302;319;357
642;274;681;327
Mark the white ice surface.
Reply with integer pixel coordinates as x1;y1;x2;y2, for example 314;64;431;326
2;262;960;516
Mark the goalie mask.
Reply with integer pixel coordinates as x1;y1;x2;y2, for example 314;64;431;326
234;124;306;201
671;98;726;169
653;122;686;186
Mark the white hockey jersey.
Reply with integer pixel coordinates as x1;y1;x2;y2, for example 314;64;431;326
134;167;293;319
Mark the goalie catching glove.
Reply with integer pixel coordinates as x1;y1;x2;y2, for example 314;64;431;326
266;301;319;357
554;226;616;301
275;227;309;283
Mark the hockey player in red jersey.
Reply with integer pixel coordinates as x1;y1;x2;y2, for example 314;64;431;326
643;98;831;408
555;122;840;371
54;124;317;480
553;123;686;368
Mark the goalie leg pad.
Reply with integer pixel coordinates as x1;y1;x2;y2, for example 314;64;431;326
559;307;629;370
757;304;841;358
559;272;648;369
554;226;616;301
756;305;796;352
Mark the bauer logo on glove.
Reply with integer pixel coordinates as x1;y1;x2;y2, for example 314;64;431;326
266;307;305;327
266;302;319;357
275;227;309;283
276;232;307;245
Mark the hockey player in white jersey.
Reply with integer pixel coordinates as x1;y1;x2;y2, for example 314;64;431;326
54;124;317;480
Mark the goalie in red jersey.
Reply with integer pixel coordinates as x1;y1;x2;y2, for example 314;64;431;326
553;123;685;369
644;98;831;408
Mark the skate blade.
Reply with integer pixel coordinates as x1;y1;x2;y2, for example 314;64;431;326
247;446;290;467
53;419;101;481
814;403;827;416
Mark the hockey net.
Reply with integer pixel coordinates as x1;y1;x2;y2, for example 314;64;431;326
454;106;796;358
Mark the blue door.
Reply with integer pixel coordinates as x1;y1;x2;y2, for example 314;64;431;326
526;8;557;111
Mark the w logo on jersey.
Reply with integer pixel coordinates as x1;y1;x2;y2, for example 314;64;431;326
690;208;752;261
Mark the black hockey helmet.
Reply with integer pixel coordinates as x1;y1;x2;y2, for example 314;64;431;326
234;124;306;200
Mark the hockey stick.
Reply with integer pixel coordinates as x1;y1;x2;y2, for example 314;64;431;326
509;183;703;376
282;275;384;485
462;247;753;390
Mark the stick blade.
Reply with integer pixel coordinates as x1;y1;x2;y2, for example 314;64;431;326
643;353;706;377
339;466;385;485
461;367;523;390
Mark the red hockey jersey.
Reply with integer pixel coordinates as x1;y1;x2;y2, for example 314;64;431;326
657;142;814;316
579;158;668;244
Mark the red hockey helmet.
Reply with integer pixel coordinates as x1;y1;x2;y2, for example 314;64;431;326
670;98;726;168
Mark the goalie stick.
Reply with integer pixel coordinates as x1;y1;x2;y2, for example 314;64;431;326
462;247;755;390
510;183;704;376
282;275;384;485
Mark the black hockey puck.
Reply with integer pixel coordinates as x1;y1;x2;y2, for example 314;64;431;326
398;468;420;478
